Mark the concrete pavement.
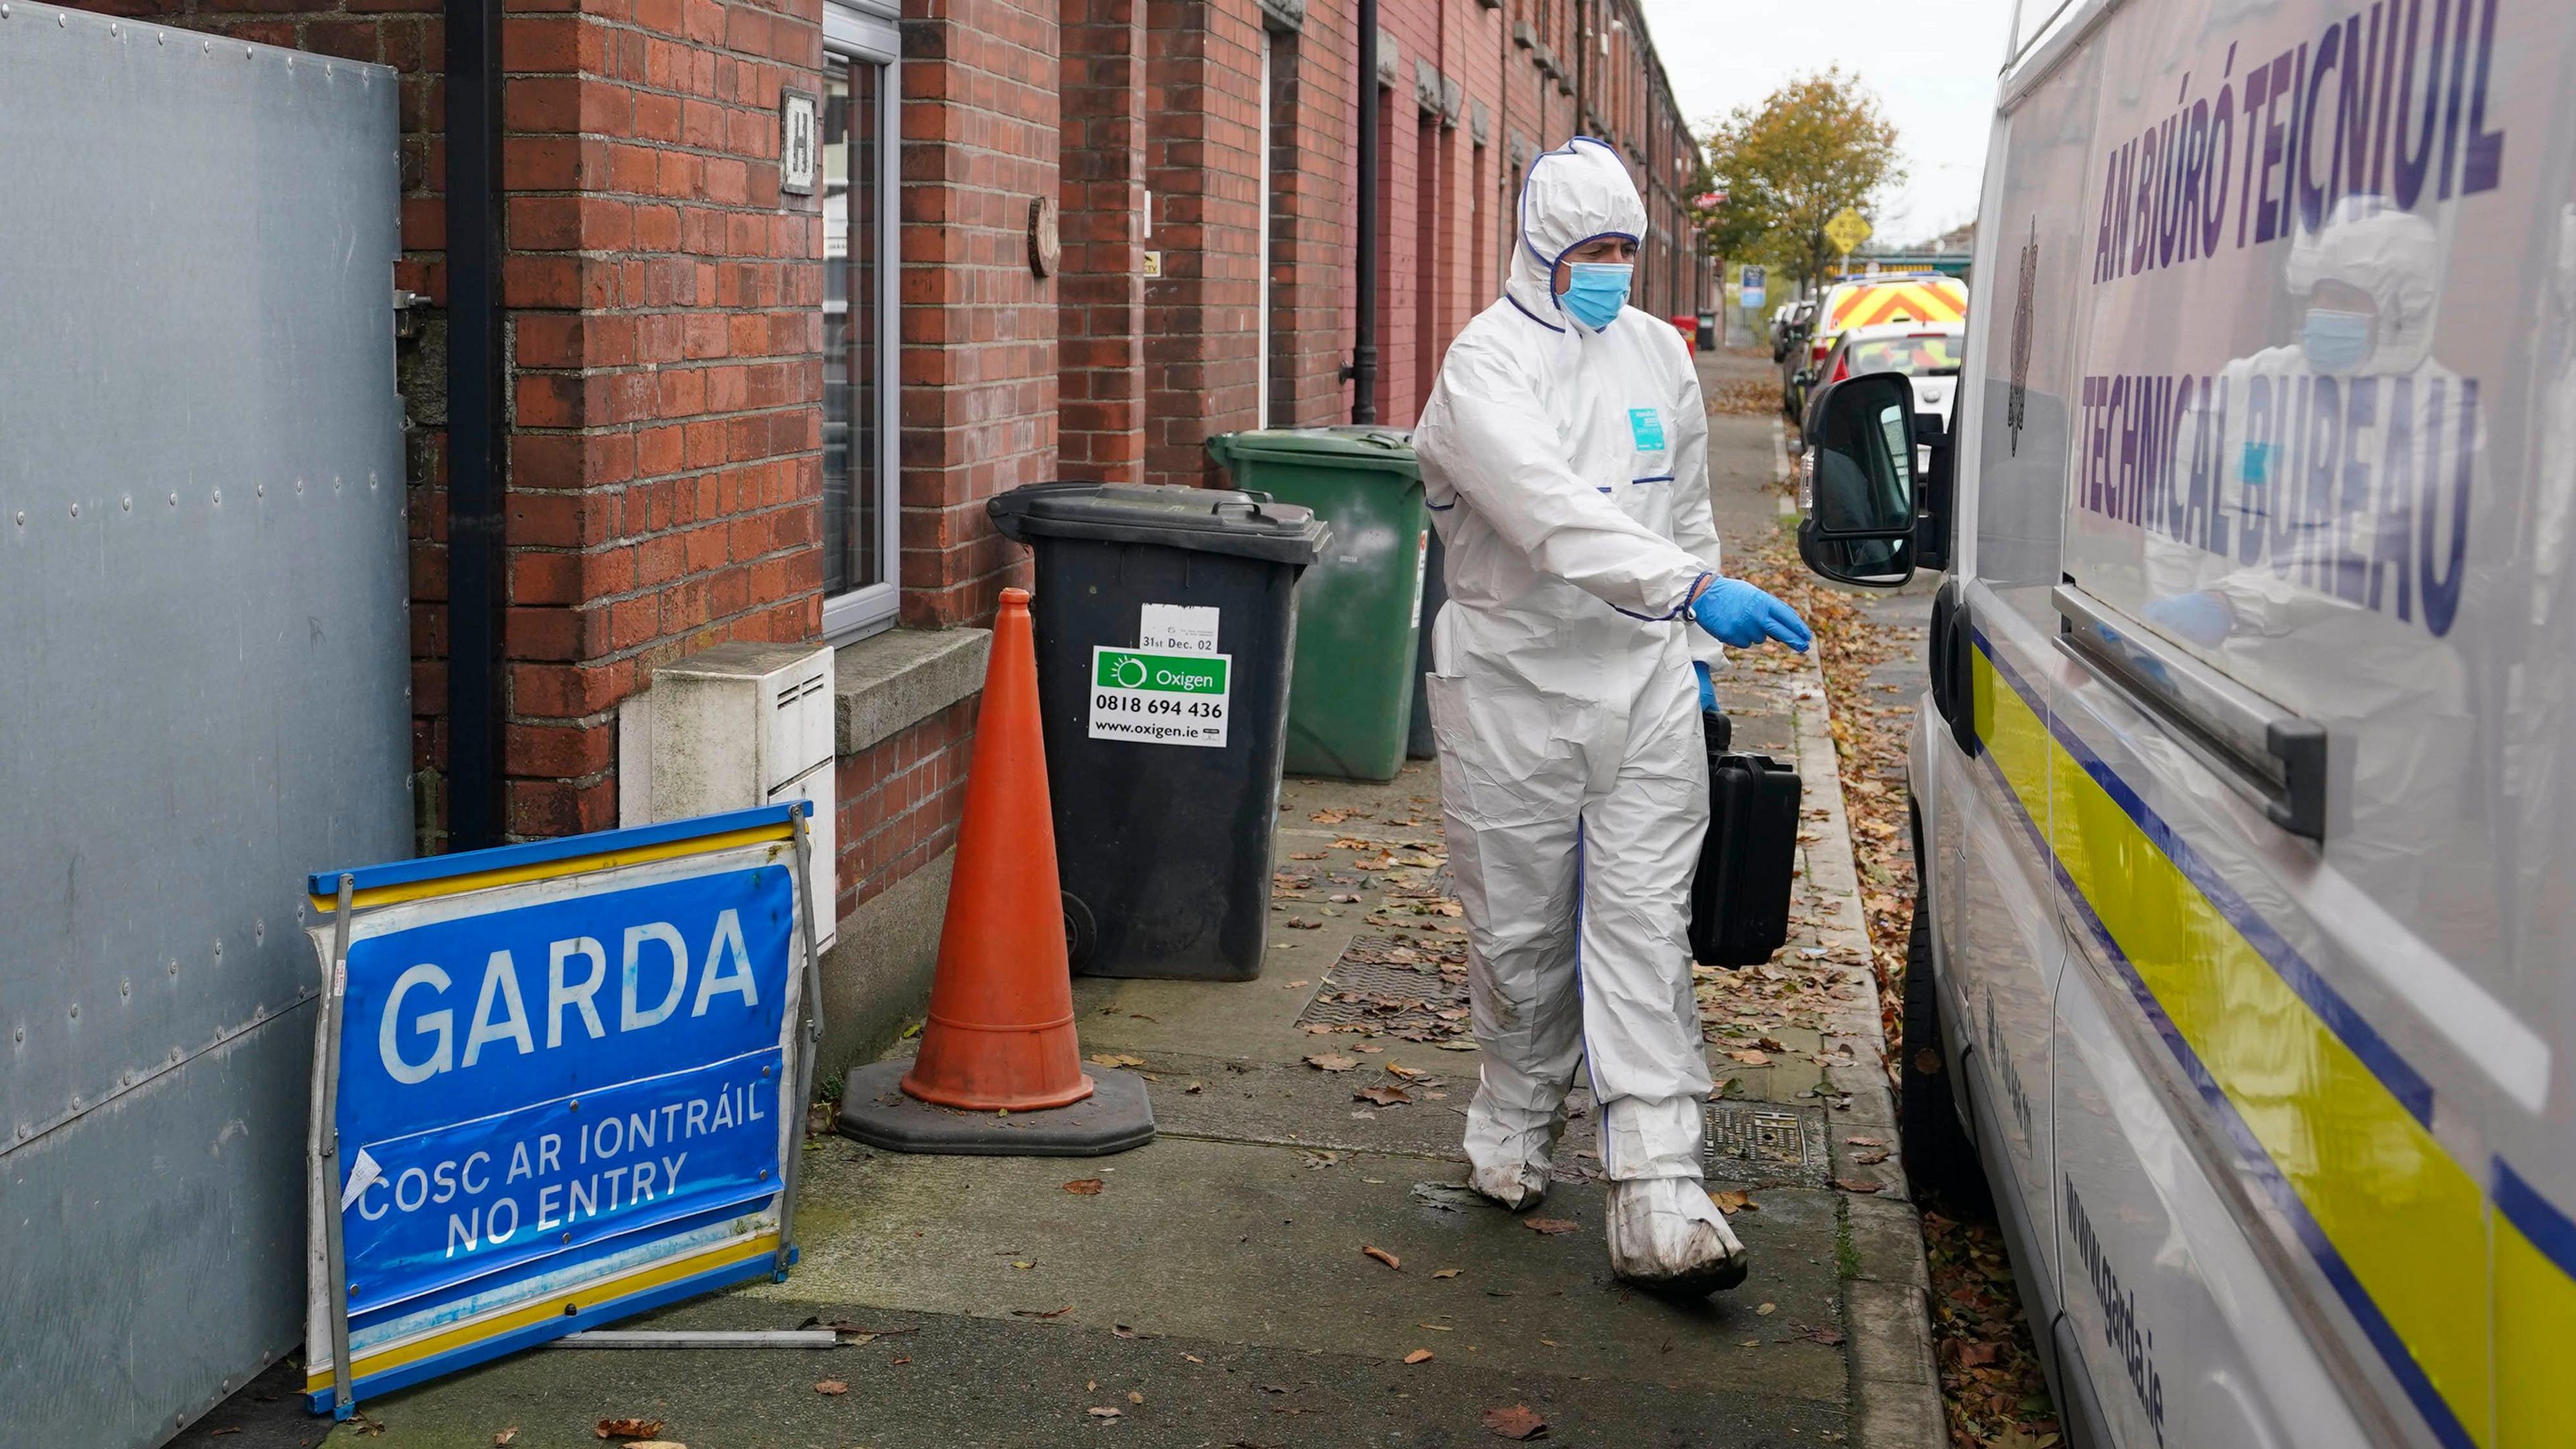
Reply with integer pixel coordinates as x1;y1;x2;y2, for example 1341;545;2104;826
182;350;1939;1449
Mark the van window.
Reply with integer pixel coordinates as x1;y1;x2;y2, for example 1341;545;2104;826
1972;40;2096;596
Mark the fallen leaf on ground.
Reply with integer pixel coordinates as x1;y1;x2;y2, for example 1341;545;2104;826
1088;1406;1122;1419
1362;1244;1401;1270
1432;1268;1462;1279
1385;1063;1422;1077
1012;1305;1075;1319
1355;1085;1411;1106
625;1443;686;1449
1289;851;1327;860
1958;1341;2000;1368
1726;1049;1770;1065
1709;1189;1758;1214
1286;918;1323;930
814;1379;849;1396
1311;808;1359;823
1846;1136;1886;1147
1482;1403;1548;1439
1012;1260;1033;1269
1182;1353;1205;1364
1833;1177;1885;1194
1129;1391;1145;1404
595;1421;663;1440
890;1356;910;1366
1756;1302;1777;1316
1112;1324;1138;1338
493;1434;518;1448
1305;1053;1358;1071
1522;1217;1578;1235
1063;1178;1106;1195
1404;1348;1435;1364
1797;1324;1848;1346
1086;1053;1146;1069
1851;1148;1890;1165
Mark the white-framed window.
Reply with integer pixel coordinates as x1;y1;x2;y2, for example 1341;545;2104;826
820;4;901;641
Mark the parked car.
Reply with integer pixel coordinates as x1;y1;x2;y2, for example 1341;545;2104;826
1788;273;1966;423
1789;0;2570;1445
1772;298;1815;411
1768;300;1807;363
1796;321;1963;437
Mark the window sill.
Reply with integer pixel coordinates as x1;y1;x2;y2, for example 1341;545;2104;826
836;626;991;757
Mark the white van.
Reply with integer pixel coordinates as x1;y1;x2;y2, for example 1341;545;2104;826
1795;2;2572;1446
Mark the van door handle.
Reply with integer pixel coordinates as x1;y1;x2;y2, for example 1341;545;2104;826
2050;584;2330;841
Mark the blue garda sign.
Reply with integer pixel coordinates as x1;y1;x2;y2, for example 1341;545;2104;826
301;803;822;1415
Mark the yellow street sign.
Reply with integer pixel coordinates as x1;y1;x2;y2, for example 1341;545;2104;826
1824;208;1873;256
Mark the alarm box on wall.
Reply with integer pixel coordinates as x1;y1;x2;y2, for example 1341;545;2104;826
620;641;837;951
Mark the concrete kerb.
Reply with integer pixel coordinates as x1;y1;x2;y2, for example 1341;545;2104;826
1784;648;1947;1449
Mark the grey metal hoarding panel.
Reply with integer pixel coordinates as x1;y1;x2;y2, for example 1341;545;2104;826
0;7;409;1445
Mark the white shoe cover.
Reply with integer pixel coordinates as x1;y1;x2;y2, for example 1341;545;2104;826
1606;1177;1749;1296
1468;1158;1550;1211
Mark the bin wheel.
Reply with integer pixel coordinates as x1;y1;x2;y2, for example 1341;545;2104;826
1062;892;1097;969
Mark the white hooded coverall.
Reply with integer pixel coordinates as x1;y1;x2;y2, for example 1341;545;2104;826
1413;138;1735;1273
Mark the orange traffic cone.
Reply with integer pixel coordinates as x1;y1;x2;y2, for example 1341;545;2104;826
837;588;1155;1155
901;587;1091;1110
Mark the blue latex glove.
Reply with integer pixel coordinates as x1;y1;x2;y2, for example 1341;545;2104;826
1690;578;1812;651
1695;660;1717;712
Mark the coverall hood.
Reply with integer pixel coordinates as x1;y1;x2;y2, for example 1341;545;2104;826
2286;194;2442;374
1506;137;1648;331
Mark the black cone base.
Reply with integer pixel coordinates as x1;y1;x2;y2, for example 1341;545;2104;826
835;1061;1156;1157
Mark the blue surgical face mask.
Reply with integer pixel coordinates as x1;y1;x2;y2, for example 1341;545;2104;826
2301;307;2374;372
1562;261;1633;331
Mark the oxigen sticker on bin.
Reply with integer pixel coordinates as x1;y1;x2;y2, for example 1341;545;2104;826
1089;645;1230;748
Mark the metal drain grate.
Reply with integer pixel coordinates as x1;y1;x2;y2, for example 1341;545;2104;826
1704;1103;1831;1187
1295;939;1470;1042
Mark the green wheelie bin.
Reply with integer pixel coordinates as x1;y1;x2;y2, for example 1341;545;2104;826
1204;426;1424;782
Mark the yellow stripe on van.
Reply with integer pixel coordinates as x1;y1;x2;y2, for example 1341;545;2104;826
1971;642;2502;1449
2494;1212;2576;1447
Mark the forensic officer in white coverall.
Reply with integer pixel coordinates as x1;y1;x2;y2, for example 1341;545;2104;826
1413;137;1812;1295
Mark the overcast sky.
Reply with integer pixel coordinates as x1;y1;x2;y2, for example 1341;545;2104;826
1633;0;2017;246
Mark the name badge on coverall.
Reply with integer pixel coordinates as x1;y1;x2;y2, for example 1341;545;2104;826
1627;407;1666;451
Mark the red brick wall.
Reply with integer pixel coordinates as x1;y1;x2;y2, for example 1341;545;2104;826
1262;9;1352;428
834;696;974;918
895;0;1059;625
498;0;832;840
56;0;1699;934
1058;0;1148;483
1140;0;1267;488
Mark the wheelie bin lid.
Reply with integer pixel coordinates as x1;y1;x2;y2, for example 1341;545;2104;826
989;480;1331;566
1204;425;1419;478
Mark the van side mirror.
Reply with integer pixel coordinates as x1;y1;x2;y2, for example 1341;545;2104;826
1796;371;1918;588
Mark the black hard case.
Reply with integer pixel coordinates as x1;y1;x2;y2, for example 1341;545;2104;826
1687;710;1804;967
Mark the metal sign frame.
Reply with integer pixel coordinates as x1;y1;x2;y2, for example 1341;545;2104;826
300;802;826;1415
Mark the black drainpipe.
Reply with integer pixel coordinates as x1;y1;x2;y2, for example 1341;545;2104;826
1350;0;1380;423
444;0;508;850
